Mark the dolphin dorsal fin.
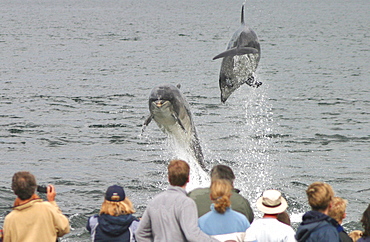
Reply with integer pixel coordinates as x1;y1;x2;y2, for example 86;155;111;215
241;3;245;25
176;84;181;89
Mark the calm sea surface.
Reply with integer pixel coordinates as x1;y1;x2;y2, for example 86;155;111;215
1;0;369;240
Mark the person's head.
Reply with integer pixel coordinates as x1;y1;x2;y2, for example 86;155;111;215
11;171;37;200
328;197;348;224
210;179;232;214
277;211;291;226
168;160;190;187
306;182;334;212
210;165;235;186
360;204;370;237
100;185;135;216
256;189;288;215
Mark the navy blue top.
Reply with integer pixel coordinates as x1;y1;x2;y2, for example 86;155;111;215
86;213;139;242
295;210;340;242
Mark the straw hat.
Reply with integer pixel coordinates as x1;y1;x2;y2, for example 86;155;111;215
256;189;288;214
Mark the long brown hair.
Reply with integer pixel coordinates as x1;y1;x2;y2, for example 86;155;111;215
99;197;135;216
210;179;232;214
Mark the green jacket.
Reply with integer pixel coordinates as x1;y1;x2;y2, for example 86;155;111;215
188;187;254;223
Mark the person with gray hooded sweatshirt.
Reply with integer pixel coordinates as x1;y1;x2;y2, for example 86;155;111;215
135;159;218;242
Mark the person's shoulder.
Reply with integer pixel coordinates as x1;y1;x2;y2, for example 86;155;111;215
230;190;252;206
149;188;187;203
38;200;59;210
3;210;16;221
188;187;209;197
231;189;246;198
312;220;339;236
146;192;164;206
339;231;353;242
230;209;248;220
274;219;295;231
87;215;99;226
89;214;99;219
199;210;212;222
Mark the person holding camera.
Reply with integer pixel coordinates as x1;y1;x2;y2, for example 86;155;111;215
3;171;70;242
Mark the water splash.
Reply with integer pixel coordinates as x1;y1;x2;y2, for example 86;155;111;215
232;78;275;204
165;136;210;192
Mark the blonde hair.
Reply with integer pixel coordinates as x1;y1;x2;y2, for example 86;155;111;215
100;197;135;216
210;179;232;214
306;182;334;211
328;197;348;223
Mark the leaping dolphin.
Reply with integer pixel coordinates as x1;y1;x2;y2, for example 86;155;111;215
213;3;261;103
142;84;206;171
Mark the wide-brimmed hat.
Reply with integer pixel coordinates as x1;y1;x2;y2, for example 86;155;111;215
256;189;288;214
105;185;125;202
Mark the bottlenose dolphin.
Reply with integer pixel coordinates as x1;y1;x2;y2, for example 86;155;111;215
213;3;261;103
142;84;206;171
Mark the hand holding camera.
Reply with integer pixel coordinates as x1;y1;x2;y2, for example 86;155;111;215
37;184;56;202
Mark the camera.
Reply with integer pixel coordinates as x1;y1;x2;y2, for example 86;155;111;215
37;185;48;193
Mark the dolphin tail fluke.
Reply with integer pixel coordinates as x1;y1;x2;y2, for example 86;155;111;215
213;47;258;60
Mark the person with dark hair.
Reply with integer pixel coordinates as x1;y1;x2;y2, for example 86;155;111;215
328;197;352;242
277;211;292;226
188;164;254;223
3;171;70;242
358;204;370;242
135;160;218;242
198;179;250;241
244;189;295;242
86;185;140;242
295;182;340;242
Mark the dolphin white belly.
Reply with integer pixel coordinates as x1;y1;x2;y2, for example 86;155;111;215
142;84;206;171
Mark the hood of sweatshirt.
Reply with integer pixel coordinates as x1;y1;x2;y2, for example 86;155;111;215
13;199;44;211
98;213;136;236
295;210;339;241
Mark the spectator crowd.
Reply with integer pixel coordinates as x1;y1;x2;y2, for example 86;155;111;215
1;161;369;242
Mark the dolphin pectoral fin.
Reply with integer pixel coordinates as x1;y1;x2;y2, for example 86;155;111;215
213;48;238;60
172;114;187;132
141;115;153;134
236;47;259;55
213;47;258;60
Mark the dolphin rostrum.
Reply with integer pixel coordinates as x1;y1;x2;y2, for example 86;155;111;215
213;3;261;103
142;84;206;171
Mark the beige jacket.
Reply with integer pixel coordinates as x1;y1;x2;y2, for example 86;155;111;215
3;198;70;242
